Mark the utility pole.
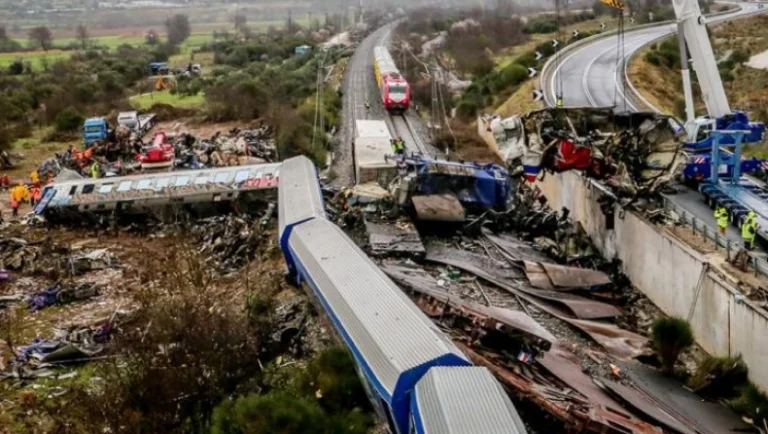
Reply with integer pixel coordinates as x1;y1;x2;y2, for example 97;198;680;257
430;61;441;137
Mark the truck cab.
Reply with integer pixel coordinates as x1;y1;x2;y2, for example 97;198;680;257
684;112;765;152
82;117;111;147
117;111;140;132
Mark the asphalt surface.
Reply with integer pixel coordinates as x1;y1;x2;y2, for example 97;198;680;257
541;2;768;251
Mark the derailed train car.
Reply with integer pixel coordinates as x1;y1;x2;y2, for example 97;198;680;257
278;156;527;434
36;164;280;223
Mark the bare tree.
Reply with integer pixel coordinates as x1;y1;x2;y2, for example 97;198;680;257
75;24;89;50
165;14;191;46
145;29;159;45
28;26;53;51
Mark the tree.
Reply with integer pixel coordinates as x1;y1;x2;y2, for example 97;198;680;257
165;14;191;46
55;107;84;133
145;29;159;45
28;26;53;51
75;24;89;50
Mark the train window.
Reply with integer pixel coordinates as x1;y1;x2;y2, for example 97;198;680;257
81;184;95;194
117;181;132;192
175;176;189;186
68;186;77;196
234;170;250;183
214;172;231;183
194;176;209;185
156;178;170;189
99;184;114;194
136;179;152;190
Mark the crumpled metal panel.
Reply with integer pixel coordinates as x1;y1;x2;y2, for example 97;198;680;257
382;264;555;352
426;244;621;320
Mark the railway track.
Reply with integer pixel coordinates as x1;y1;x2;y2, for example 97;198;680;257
388;113;427;155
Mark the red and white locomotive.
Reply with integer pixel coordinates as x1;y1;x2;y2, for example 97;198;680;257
373;46;411;113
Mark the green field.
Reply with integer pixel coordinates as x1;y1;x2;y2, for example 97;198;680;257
131;89;205;110
0;32;215;71
0;49;72;69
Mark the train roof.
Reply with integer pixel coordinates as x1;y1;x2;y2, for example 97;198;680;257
355;120;391;139
287;217;470;398
413;367;528;434
278;157;326;247
374;45;400;75
41;164;280;211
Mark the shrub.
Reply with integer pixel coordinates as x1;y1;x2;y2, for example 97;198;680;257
688;355;748;399
731;48;750;65
728;382;768;427
651;317;695;373
55;107;85;133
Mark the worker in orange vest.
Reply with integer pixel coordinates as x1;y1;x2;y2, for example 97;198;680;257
29;185;40;207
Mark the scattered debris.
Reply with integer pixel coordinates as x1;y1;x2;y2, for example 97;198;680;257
412;194;466;222
364;220;425;257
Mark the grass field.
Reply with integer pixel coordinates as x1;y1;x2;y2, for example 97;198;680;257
0;49;72;69
0;32;215;71
131;89;205;110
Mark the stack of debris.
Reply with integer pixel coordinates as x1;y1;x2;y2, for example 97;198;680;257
190;213;273;272
41;125;277;181
2;322;115;381
484;107;685;211
173;126;277;170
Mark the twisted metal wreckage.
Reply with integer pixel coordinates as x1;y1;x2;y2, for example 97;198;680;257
484;107;686;206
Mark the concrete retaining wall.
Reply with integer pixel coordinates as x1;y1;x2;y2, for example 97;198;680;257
537;171;768;390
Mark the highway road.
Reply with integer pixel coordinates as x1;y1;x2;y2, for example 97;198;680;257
541;2;768;251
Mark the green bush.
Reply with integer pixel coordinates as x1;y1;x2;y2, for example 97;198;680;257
731;48;750;65
728;382;768;427
524;18;558;34
55;107;85;133
688;355;748;398
645;51;662;66
651;317;695;373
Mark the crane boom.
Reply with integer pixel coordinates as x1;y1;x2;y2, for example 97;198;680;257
671;0;731;118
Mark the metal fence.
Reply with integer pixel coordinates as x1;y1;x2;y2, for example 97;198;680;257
662;196;768;278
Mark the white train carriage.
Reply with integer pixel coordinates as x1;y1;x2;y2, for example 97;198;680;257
411;367;528;434
36;164;280;216
285;217;471;433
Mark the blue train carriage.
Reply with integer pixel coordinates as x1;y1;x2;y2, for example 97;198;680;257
278;156;473;433
411;366;528;434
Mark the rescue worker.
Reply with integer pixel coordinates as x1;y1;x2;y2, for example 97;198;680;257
33;186;42;207
365;97;371;110
10;182;27;217
556;95;564;108
30;169;39;185
391;137;405;156
90;160;101;179
28;185;39;208
741;211;759;250
715;206;728;236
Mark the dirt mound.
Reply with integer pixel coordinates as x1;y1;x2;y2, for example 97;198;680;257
149;103;201;121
